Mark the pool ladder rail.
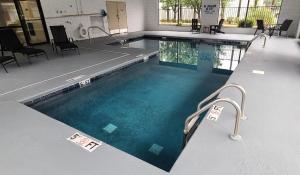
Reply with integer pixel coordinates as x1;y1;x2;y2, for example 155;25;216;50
183;83;247;147
246;33;267;51
87;26;125;46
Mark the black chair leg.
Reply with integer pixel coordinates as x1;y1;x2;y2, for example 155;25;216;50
268;29;273;37
15;58;20;67
254;29;258;35
1;64;8;73
12;53;20;67
55;47;58;55
27;55;32;64
77;48;80;55
51;42;55;52
44;52;49;60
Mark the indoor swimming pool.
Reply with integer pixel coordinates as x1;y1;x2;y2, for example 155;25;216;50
29;38;246;171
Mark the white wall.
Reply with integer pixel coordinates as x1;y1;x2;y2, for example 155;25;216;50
40;0;145;40
126;0;145;32
278;0;300;37
144;0;159;31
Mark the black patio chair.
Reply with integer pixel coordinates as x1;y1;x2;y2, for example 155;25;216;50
0;28;48;63
191;19;201;33
254;20;265;35
270;19;293;37
210;19;225;34
0;55;20;73
50;25;80;56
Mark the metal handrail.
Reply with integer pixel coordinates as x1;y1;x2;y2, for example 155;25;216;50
183;98;242;146
87;26;124;45
246;33;267;51
197;83;247;120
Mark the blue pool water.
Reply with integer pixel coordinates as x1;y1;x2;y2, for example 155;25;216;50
31;38;245;171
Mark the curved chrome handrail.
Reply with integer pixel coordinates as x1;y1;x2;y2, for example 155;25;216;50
87;26;124;46
197;83;247;120
246;33;267;51
184;98;242;144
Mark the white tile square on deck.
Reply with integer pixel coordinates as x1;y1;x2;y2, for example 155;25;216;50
252;70;265;75
103;123;118;134
148;144;164;156
66;75;86;82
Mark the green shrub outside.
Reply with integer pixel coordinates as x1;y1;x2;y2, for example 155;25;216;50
247;7;276;25
238;19;254;27
226;17;240;25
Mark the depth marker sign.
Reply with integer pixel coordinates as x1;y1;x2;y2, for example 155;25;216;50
79;78;91;88
207;105;224;122
67;133;102;152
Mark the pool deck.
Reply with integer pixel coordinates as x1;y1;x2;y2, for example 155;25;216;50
1;31;300;175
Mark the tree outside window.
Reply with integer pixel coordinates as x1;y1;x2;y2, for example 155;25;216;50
220;0;283;27
159;0;203;26
159;0;283;28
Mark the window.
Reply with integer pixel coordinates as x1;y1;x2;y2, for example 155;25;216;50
159;0;283;28
220;0;283;27
159;0;202;26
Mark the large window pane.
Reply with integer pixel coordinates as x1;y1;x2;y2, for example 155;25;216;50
159;0;283;28
220;0;283;28
159;0;179;25
0;0;21;27
19;0;47;44
159;0;202;26
246;0;282;26
0;0;26;43
220;0;249;27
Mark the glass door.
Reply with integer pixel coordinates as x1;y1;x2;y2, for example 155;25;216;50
17;0;48;44
0;0;26;43
0;0;48;45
